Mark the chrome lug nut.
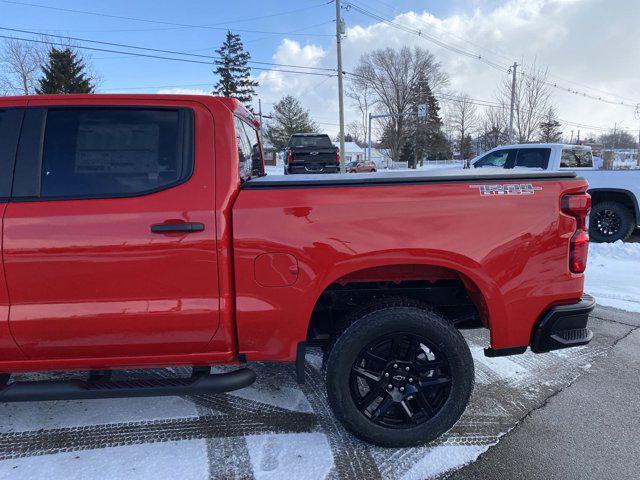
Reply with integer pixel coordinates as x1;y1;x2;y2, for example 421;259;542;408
384;372;389;377
393;364;398;369
387;384;393;389
405;366;410;372
399;387;405;392
408;378;414;383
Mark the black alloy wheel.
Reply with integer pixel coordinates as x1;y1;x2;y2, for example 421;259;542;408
589;201;635;243
593;209;621;237
325;299;474;447
350;332;451;428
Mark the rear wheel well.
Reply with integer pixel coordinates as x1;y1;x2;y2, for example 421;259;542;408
306;265;486;348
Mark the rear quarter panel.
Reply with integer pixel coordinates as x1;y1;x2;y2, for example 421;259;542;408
232;178;588;361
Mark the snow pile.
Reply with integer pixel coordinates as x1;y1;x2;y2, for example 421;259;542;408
585;240;640;312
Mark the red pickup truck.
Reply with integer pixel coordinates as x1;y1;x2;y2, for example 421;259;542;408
0;94;594;447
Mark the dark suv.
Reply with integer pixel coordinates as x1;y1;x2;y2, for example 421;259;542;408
284;133;339;174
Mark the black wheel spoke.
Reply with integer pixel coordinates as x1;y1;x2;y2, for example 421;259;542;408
371;395;395;419
390;334;403;358
363;351;388;371
416;358;444;372
406;336;420;362
399;400;417;423
419;376;451;390
414;393;435;417
358;384;385;410
352;365;382;383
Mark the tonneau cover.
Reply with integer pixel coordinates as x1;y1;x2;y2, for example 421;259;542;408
243;168;577;189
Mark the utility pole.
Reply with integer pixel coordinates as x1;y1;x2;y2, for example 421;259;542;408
335;0;346;173
508;62;518;143
258;98;265;142
635;105;640;166
414;84;421;170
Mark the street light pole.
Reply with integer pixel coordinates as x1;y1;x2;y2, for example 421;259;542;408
335;0;346;173
367;112;373;162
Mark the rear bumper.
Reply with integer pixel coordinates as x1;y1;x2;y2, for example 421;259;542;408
286;164;339;174
530;294;596;353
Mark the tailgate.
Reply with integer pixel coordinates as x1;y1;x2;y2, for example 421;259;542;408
292;147;337;168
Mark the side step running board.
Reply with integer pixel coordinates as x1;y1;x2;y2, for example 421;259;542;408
0;368;256;403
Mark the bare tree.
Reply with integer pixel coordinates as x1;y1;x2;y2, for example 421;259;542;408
346;82;374;148
0;38;45;95
449;93;478;159
1;37;101;95
349;46;448;162
478;105;508;151
498;62;553;143
346;120;365;146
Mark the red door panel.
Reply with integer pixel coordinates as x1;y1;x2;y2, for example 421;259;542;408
4;99;220;360
0;100;27;361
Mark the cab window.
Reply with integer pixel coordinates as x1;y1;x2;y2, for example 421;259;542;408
515;148;550;169
473;149;514;168
560;148;593;168
39;108;193;198
234;117;264;181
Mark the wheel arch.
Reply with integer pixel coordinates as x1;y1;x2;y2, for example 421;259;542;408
305;252;499;344
589;188;639;222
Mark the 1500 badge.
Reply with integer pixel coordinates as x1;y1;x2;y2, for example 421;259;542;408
470;184;543;196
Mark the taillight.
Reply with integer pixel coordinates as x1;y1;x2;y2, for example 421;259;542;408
569;230;589;273
562;194;591;230
336;147;340;163
287;148;293;164
562;193;591;273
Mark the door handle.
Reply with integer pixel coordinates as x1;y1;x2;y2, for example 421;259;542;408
150;222;205;233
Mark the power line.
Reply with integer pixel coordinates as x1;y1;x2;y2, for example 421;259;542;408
342;1;639;109
0;29;340;74
0;34;338;77
0;0;335;35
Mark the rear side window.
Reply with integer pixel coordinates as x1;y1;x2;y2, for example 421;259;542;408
515;148;550;169
40;108;193;198
560;148;593;168
289;135;333;148
0;109;23;198
474;149;513;168
234;116;263;181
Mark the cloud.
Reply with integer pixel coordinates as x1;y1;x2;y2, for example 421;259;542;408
255;0;640;140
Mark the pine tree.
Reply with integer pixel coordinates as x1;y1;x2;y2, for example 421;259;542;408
404;75;451;166
266;95;319;149
538;107;562;143
213;31;258;104
36;47;94;94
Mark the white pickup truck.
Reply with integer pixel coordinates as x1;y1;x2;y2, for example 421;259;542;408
469;143;640;242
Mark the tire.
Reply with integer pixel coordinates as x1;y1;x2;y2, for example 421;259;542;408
589;201;635;243
325;298;474;447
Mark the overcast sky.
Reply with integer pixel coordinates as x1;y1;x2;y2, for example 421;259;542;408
4;0;639;141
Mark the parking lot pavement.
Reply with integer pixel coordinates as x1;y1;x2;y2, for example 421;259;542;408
0;306;636;480
447;305;640;480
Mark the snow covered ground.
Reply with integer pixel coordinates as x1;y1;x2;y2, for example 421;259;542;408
585;240;640;313
0;329;613;480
